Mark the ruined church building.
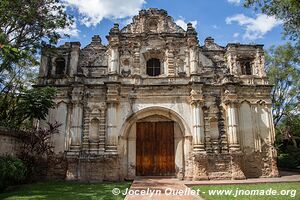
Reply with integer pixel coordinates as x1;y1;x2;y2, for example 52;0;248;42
38;8;279;181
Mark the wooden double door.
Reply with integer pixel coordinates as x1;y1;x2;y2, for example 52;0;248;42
136;121;175;176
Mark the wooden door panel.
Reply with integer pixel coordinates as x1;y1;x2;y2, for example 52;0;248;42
155;122;175;175
136;122;155;176
136;121;174;176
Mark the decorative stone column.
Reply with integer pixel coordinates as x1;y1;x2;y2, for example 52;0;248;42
66;87;83;154
82;104;90;150
184;49;190;76
105;84;120;153
166;48;175;76
225;45;238;76
99;105;106;151
189;47;198;74
188;88;209;180
264;102;274;144
190;89;205;152
106;102;117;152
186;23;199;75
107;23;120;75
69;42;81;77
223;97;246;180
226;101;240;151
133;45;141;75
110;46;119;74
254;48;266;77
265;102;279;177
224;89;245;179
69;101;83;151
224;90;240;152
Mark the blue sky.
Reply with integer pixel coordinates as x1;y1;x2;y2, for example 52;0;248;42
59;0;288;49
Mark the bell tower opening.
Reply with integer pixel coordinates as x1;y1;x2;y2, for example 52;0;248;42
55;57;66;75
240;60;252;75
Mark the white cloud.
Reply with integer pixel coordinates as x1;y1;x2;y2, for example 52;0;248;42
48;2;80;37
175;17;197;30
118;17;133;27
227;0;241;4
233;32;239;38
226;14;282;40
64;0;146;27
212;25;219;29
57;21;80;37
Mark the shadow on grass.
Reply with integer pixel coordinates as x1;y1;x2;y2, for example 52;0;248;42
0;181;132;200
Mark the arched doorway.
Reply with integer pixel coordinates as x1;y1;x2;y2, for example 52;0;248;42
120;106;192;179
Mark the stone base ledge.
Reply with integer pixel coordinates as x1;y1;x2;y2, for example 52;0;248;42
185;150;278;180
65;150;119;158
47;148;279;181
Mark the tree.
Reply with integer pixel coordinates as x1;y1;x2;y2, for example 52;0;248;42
265;43;300;127
0;87;56;129
277;114;300;148
245;1;300;168
266;43;300;166
0;0;72;129
244;0;300;41
0;0;73;92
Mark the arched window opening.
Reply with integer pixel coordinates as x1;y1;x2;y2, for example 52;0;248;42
241;61;252;75
55;57;65;75
146;58;160;76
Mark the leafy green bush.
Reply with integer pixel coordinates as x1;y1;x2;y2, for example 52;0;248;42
0;156;27;191
277;146;300;169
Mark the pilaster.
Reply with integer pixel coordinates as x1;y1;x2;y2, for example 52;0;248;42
82;104;89;150
105;83;120;154
224;90;240;152
190;89;205;153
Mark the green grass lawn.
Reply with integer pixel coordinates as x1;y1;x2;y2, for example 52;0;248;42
193;182;300;200
0;181;132;200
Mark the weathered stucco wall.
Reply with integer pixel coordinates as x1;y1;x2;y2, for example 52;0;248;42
0;128;22;156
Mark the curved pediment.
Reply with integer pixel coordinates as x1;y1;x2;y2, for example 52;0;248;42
121;8;185;34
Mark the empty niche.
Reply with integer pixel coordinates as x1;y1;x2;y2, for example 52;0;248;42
210;117;219;140
148;19;158;32
89;118;100;142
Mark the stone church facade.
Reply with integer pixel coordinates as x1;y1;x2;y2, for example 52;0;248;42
37;8;279;181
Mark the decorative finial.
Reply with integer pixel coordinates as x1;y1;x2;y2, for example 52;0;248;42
204;37;214;46
91;35;101;44
187;23;197;36
109;23;120;35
